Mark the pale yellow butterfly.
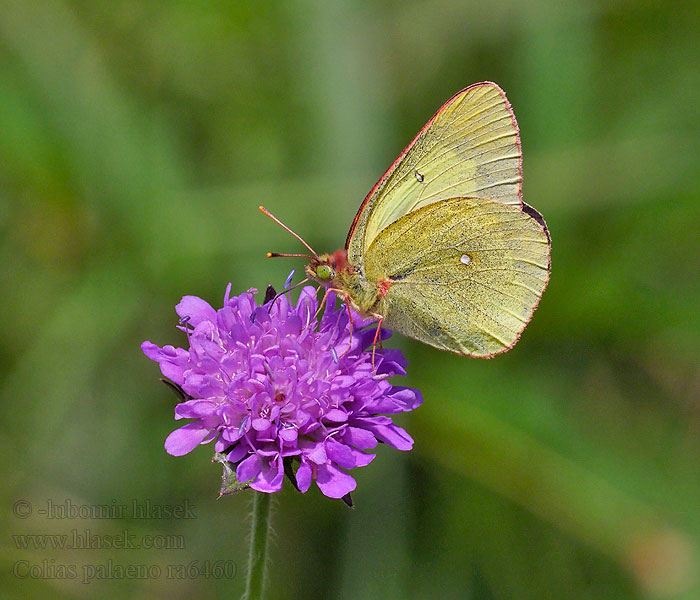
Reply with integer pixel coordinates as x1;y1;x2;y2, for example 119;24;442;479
263;82;550;357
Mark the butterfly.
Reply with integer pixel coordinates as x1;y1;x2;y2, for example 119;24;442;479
262;82;550;358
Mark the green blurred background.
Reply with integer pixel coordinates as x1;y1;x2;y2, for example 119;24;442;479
2;1;700;598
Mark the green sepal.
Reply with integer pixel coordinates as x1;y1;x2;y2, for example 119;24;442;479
212;452;253;496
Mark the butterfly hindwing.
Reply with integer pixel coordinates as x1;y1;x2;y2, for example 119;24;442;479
363;197;550;357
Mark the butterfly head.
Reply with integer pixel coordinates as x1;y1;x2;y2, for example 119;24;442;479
315;263;336;282
305;250;349;287
305;256;336;286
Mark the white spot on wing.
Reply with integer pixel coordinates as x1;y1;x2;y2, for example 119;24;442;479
460;254;471;265
414;170;424;183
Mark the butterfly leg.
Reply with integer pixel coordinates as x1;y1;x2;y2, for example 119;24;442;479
338;294;354;358
370;315;384;374
313;286;341;321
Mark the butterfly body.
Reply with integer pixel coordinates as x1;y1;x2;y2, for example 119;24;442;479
305;251;386;316
284;82;549;357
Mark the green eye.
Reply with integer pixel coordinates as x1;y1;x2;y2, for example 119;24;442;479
316;265;335;281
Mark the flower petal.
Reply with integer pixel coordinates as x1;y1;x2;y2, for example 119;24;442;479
324;408;348;423
176;296;217;325
236;453;262;482
326;438;374;468
295;461;312;493
279;427;298;443
141;342;189;384
252;418;271;431
226;443;250;463
251;457;284;493
388;386;423;411
304;441;327;465
174;399;219;419
368;422;414;451
315;463;356;498
164;422;215;456
343;426;378;450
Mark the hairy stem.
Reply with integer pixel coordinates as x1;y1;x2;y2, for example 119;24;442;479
243;491;272;600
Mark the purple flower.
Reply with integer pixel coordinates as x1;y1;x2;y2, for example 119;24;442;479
142;283;422;499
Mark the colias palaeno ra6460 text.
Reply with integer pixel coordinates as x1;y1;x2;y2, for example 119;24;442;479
262;82;551;357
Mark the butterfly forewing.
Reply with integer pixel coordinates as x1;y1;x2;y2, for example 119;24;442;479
364;197;549;357
347;82;523;268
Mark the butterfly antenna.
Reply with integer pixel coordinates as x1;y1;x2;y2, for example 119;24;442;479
266;252;315;259
259;206;320;260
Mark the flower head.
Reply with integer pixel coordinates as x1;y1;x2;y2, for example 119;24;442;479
142;283;422;499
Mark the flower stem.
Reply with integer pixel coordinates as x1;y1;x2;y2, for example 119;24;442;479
243;491;272;600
